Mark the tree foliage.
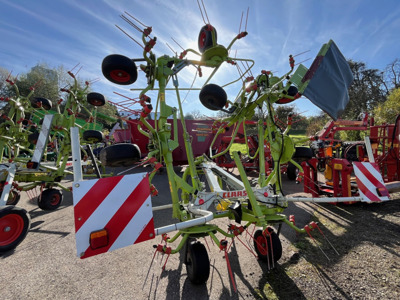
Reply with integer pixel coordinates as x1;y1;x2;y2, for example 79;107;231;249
344;60;387;120
383;59;400;91
373;88;400;124
274;104;308;130
306;112;330;137
15;64;60;104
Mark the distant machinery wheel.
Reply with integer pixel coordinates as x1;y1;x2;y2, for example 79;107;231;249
199;84;227;111
254;227;282;266
6;190;20;206
32;97;52;110
87;92;106;106
38;189;63;211
28;131;40;145
82;130;104;143
0;206;31;252
185;239;210;284
102;54;138;85
293;146;313;160
198;25;217;53
99;143;141;167
286;162;298;181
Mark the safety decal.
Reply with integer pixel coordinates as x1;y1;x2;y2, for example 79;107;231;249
73;172;155;259
353;162;390;202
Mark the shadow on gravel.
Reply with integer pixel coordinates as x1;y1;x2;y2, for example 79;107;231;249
255;252;307;299
301;200;400;263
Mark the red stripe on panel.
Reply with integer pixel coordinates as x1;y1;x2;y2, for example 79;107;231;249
74;176;123;232
81;175;150;258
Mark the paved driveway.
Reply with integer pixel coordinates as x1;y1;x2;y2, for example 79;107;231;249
1;166;313;300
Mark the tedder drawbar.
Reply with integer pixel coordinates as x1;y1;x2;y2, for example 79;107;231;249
70;12;392;288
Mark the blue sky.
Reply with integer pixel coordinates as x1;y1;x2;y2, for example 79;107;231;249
1;0;400;117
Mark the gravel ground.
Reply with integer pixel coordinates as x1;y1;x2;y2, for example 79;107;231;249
258;193;400;300
1;167;399;299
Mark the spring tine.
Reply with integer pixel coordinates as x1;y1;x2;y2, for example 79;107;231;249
310;222;340;255
124;11;149;28
324;236;340;255
305;225;330;260
200;0;210;24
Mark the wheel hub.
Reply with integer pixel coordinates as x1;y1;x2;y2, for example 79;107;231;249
110;70;130;83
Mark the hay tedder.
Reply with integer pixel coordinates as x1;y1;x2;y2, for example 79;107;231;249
70;12;392;288
0;70;108;252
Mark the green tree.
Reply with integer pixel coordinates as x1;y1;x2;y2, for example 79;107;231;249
373;88;400;124
15;64;60;105
344;60;387;120
0;67;11;110
383;59;400;91
274;104;308;130
306;112;330;137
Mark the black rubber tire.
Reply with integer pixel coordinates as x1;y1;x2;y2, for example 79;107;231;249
198;25;217;53
6;190;20;206
32;97;52;110
0;206;31;252
286;162;298;181
342;143;363;162
99;143;141;167
28;131;40;145
38;189;63;211
102;54;138;85
254;227;282;265
87;92;106;106
199;84;227;111
292;147;313;160
185;240;210;284
82;130;104;143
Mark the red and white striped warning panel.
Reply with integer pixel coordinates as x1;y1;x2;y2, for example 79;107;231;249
73;173;155;259
353;162;390;202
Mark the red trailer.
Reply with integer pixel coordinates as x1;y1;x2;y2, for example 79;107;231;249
126;119;232;165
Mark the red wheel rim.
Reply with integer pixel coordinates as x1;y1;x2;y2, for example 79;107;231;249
90;99;103;106
50;194;61;206
199;31;206;48
256;235;268;256
110;69;131;83
0;214;24;246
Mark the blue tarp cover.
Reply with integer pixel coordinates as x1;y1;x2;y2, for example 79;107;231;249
302;41;353;120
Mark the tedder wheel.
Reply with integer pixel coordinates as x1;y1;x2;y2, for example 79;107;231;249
198;25;217;53
87;92;106;106
38;189;63;211
28;131;39;145
102;54;138;85
0;206;31;252
99;143;141;167
286;162;298;181
254;227;282;266
82;130;104;143
6;190;21;206
287;146;313;180
32;97;52;110
185;239;210;284
199;84;227;111
293;147;313;160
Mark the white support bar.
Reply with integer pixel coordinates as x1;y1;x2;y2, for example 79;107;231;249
31;114;54;166
364;136;375;163
70;127;83;182
286;196;363;203
154;204;213;236
0;163;16;206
